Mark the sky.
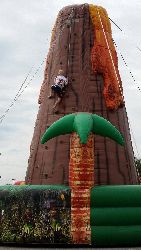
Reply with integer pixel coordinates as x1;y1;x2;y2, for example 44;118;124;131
0;0;141;185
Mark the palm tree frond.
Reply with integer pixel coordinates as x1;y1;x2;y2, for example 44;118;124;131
41;113;75;144
92;114;124;145
73;113;93;144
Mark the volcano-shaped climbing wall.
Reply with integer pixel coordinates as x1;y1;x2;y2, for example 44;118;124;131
26;4;138;185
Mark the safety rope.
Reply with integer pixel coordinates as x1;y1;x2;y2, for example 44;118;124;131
0;7;75;124
0;66;33;122
14;66;34;101
49;7;75;82
67;8;75;73
109;17;123;32
109;17;141;54
0;59;46;124
98;9;140;179
96;7;123;96
113;39;141;92
109;18;141;175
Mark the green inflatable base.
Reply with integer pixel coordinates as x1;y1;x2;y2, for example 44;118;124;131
1;184;141;246
91;185;141;246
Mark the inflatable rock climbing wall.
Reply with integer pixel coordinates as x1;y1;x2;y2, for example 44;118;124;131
26;4;138;185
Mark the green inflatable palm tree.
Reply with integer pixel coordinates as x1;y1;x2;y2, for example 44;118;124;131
41;112;124;145
41;112;124;244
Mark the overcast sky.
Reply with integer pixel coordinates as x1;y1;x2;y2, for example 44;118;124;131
0;0;141;185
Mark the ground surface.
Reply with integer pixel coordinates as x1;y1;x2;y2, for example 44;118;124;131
0;247;141;250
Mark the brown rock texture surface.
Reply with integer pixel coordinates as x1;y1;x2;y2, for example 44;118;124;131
25;4;138;185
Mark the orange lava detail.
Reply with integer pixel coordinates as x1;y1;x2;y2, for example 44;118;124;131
89;5;124;110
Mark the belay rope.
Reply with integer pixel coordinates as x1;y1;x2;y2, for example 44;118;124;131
97;7;122;95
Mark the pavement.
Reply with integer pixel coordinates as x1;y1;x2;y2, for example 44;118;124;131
1;246;141;250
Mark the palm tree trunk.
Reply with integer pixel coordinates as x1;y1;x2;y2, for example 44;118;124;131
69;132;94;244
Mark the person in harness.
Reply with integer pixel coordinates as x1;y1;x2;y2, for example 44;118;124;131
48;69;68;110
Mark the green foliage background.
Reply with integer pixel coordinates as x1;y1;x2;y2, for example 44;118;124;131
0;185;71;244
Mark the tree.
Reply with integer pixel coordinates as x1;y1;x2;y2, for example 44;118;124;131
135;158;141;177
41;112;124;244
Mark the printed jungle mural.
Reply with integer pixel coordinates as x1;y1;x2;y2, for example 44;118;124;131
0;186;71;244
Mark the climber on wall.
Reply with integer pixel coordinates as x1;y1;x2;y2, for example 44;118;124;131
48;69;68;110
